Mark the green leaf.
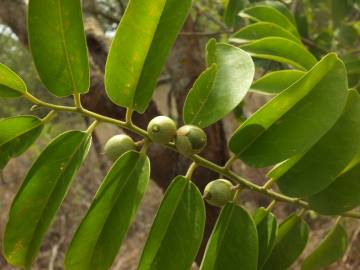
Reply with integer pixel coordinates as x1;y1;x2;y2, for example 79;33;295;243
105;0;191;113
65;151;150;270
273;90;360;197
240;5;299;37
251;70;305;94
253;207;278;269
231;22;301;44
261;1;297;25
308;163;360;215
200;203;258;270
229;53;348;168
0;64;27;98
0;116;44;170
183;40;255;128
302;224;348;270
138;176;205;270
223;0;247;28
3;131;91;268
28;0;90;97
262;214;309;270
239;37;317;70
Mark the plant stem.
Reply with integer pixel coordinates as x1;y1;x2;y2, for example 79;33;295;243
23;92;360;220
266;200;277;212
185;162;198;179
41;110;56;123
25;92;78;112
74;93;82;109
86;120;99;134
223;155;237;171
125;108;133;124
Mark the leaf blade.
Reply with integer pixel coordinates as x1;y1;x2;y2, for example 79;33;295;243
200;203;258;270
229;53;348;168
251;69;305;94
3;131;91;268
0;116;44;169
231;22;301;44
308;162;360;215
302;224;348;270
105;0;191;113
28;0;90;96
137;176;205;270
0;64;27;98
273;90;360;197
184;41;255;128
254;208;278;269
240;37;317;70
240;5;299;37
261;214;309;270
65;151;150;270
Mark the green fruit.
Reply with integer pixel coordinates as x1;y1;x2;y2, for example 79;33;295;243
175;125;207;156
203;179;235;207
147;116;177;144
104;134;136;161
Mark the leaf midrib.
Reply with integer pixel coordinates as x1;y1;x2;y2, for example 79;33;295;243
56;0;78;93
189;66;217;125
0;118;42;147
88;154;144;268
23;133;88;266
146;179;188;269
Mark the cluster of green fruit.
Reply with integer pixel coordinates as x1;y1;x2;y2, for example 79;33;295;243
104;116;207;159
104;116;235;208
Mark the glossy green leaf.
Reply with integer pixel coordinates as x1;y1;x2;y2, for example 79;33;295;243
3;131;91;268
240;5;299;37
0;64;27;98
240;37;317;70
231;22;300;44
138;176;205;270
308;163;360;215
105;0;191;113
261;0;297;25
253;207;278;269
65;151;150;270
262;214;309;270
200;203;258;270
183;40;255;128
302;224;348;270
229;53;347;168
273;90;360;197
0;116;44;170
223;0;247;27
28;0;90;97
251;70;305;94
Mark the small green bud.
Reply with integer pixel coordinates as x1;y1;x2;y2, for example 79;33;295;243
175;125;207;156
203;179;235;207
104;134;136;161
147;116;177;144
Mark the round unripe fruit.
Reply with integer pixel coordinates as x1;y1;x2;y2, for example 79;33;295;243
175;125;207;156
104;134;136;161
203;179;235;207
147;116;177;144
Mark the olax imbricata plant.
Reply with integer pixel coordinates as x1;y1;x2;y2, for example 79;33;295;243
0;0;360;269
